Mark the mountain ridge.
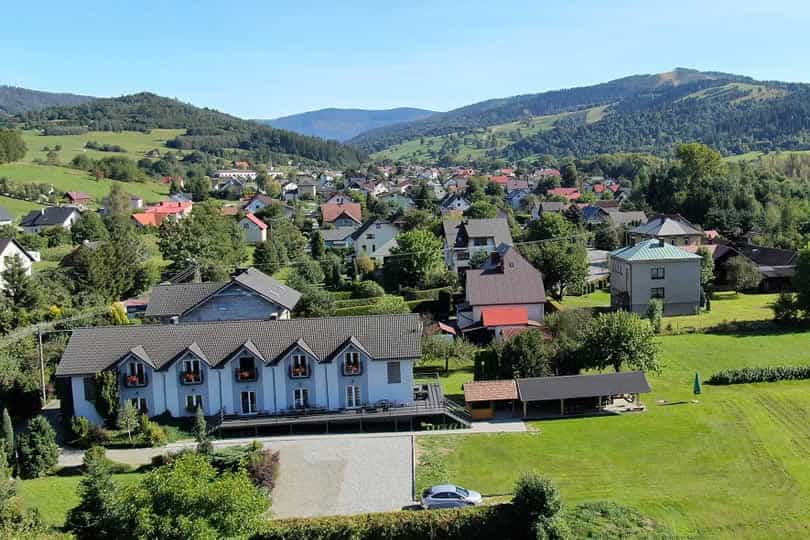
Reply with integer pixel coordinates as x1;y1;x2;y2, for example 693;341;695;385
0;85;95;115
258;107;437;142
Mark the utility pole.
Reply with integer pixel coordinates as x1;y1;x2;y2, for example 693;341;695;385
37;326;46;404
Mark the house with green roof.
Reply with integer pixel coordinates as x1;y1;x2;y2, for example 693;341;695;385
610;238;702;316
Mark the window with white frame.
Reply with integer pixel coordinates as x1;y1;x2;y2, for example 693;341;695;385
346;385;361;408
651;267;665;280
185;394;203;411
293;388;309;409
291;354;309;378
344;352;361;375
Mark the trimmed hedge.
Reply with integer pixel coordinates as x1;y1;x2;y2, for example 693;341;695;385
334;297;380;309
707;365;810;385
254;504;520;540
401;287;452;301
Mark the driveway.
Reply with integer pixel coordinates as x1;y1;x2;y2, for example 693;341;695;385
269;434;414;518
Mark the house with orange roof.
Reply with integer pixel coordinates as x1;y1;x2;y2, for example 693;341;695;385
547;187;581;201
320;202;362;227
132;200;193;228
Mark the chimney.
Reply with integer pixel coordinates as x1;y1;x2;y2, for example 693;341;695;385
658;238;664;248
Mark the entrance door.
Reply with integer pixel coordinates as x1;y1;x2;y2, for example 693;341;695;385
240;391;257;414
346;385;361;409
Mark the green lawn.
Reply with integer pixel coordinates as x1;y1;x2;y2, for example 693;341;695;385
0;194;44;218
18;471;143;528
19;129;185;165
0;163;170;206
417;328;810;539
558;291;779;334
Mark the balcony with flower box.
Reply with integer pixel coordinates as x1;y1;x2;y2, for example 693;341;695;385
342;360;363;376
123;373;148;388
235;368;258;382
180;370;203;385
289;365;310;379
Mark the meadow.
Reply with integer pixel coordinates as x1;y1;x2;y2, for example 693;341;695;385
417;325;810;539
18;129;185;164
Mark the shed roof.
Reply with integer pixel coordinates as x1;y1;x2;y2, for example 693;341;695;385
463;380;518;403
516;371;651;402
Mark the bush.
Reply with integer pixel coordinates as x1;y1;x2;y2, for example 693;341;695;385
707;365;810;385
141;420;168;447
772;292;802;323
246;448;280;492
70;416;110;448
17;416;59;478
646;298;663;334
352;280;385;299
513;473;563;537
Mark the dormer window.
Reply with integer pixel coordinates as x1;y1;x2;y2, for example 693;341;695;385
181;358;202;385
473;237;489;247
343;352;362;376
290;354;310;378
235;355;258;382
124;362;147;387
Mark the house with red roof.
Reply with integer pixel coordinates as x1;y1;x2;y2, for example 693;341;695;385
65;191;93;207
457;244;546;337
490;175;510;186
547;187;581;201
132;200;193;228
320;202;362;227
238;213;268;244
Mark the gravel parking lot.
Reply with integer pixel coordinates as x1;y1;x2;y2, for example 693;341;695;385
269;434;414;518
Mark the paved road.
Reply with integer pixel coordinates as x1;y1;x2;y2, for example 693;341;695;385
269;435;414;518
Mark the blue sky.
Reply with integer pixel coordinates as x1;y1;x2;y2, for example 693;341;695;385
2;0;809;119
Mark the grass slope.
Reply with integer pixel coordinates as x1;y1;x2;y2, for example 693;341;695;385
18;129;185;164
0;195;44;218
417;327;810;539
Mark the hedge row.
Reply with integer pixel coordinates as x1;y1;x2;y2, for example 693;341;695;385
332;296;407;316
401;287;452;301
707;365;810;385
332;291;354;300
334;297;380;309
253;504;519;540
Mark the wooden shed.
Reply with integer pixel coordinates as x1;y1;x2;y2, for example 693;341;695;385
462;380;519;420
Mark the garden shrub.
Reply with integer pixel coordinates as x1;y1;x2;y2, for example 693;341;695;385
247;448;280;492
70;416;110;448
352;280;385;299
646;299;663;334
513;473;563;537
707;365;810;385
17;416;59;479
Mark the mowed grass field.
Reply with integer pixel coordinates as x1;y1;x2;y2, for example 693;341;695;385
417;328;810;539
558;290;779;334
18;471;144;528
18;129;185;164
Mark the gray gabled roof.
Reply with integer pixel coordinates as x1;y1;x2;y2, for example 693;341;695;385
465;244;545;306
631;214;702;237
516;371;651;402
145;268;301;317
321;226;358;243
442;218;513;248
19;206;79;227
56;314;423;376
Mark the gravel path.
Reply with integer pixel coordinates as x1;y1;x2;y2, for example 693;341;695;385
269;435;414;518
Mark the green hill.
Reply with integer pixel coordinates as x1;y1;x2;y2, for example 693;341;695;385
357;68;810;164
0;85;95;115
17;93;365;166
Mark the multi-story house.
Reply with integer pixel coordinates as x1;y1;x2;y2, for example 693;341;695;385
442;218;513;272
629;214;703;247
351;218;401;264
56;314;422;425
610;239;702;316
144;268;301;323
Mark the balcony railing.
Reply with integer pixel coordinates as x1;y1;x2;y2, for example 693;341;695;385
342;361;363;376
123;373;148;388
235;368;258;382
180;371;203;385
289;365;310;379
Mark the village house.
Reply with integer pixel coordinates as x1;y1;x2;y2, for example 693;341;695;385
531;201;566;219
212;169;258;181
239;213;268;244
440;193;472;214
442;217;513;273
145;267;300;324
64;191;93;208
56;314;423;425
506;188;531;210
132;200;193;228
322;226;358;248
546;187;582;201
20;206;81;233
610;239;702;316
629;214;703;246
320;202;362;227
352;218;401;264
0;239;36;290
456;245;546;335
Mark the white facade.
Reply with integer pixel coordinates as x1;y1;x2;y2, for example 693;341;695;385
610;257;702;316
212;169;258;181
0;240;34;290
239;216;267;244
354;222;400;264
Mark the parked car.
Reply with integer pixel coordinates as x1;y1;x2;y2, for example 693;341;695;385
421;484;483;509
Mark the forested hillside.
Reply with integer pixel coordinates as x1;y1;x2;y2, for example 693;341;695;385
0;85;94;115
350;68;750;153
261;107;436;142
354;69;810;164
17;93;365;166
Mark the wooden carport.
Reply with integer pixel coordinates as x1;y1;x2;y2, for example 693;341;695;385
462;380;519;420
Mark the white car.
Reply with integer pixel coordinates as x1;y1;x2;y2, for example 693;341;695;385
421;484;483;509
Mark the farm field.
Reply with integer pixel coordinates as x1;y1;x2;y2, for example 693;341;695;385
0;194;44;218
417;328;810;539
18;129;185;164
